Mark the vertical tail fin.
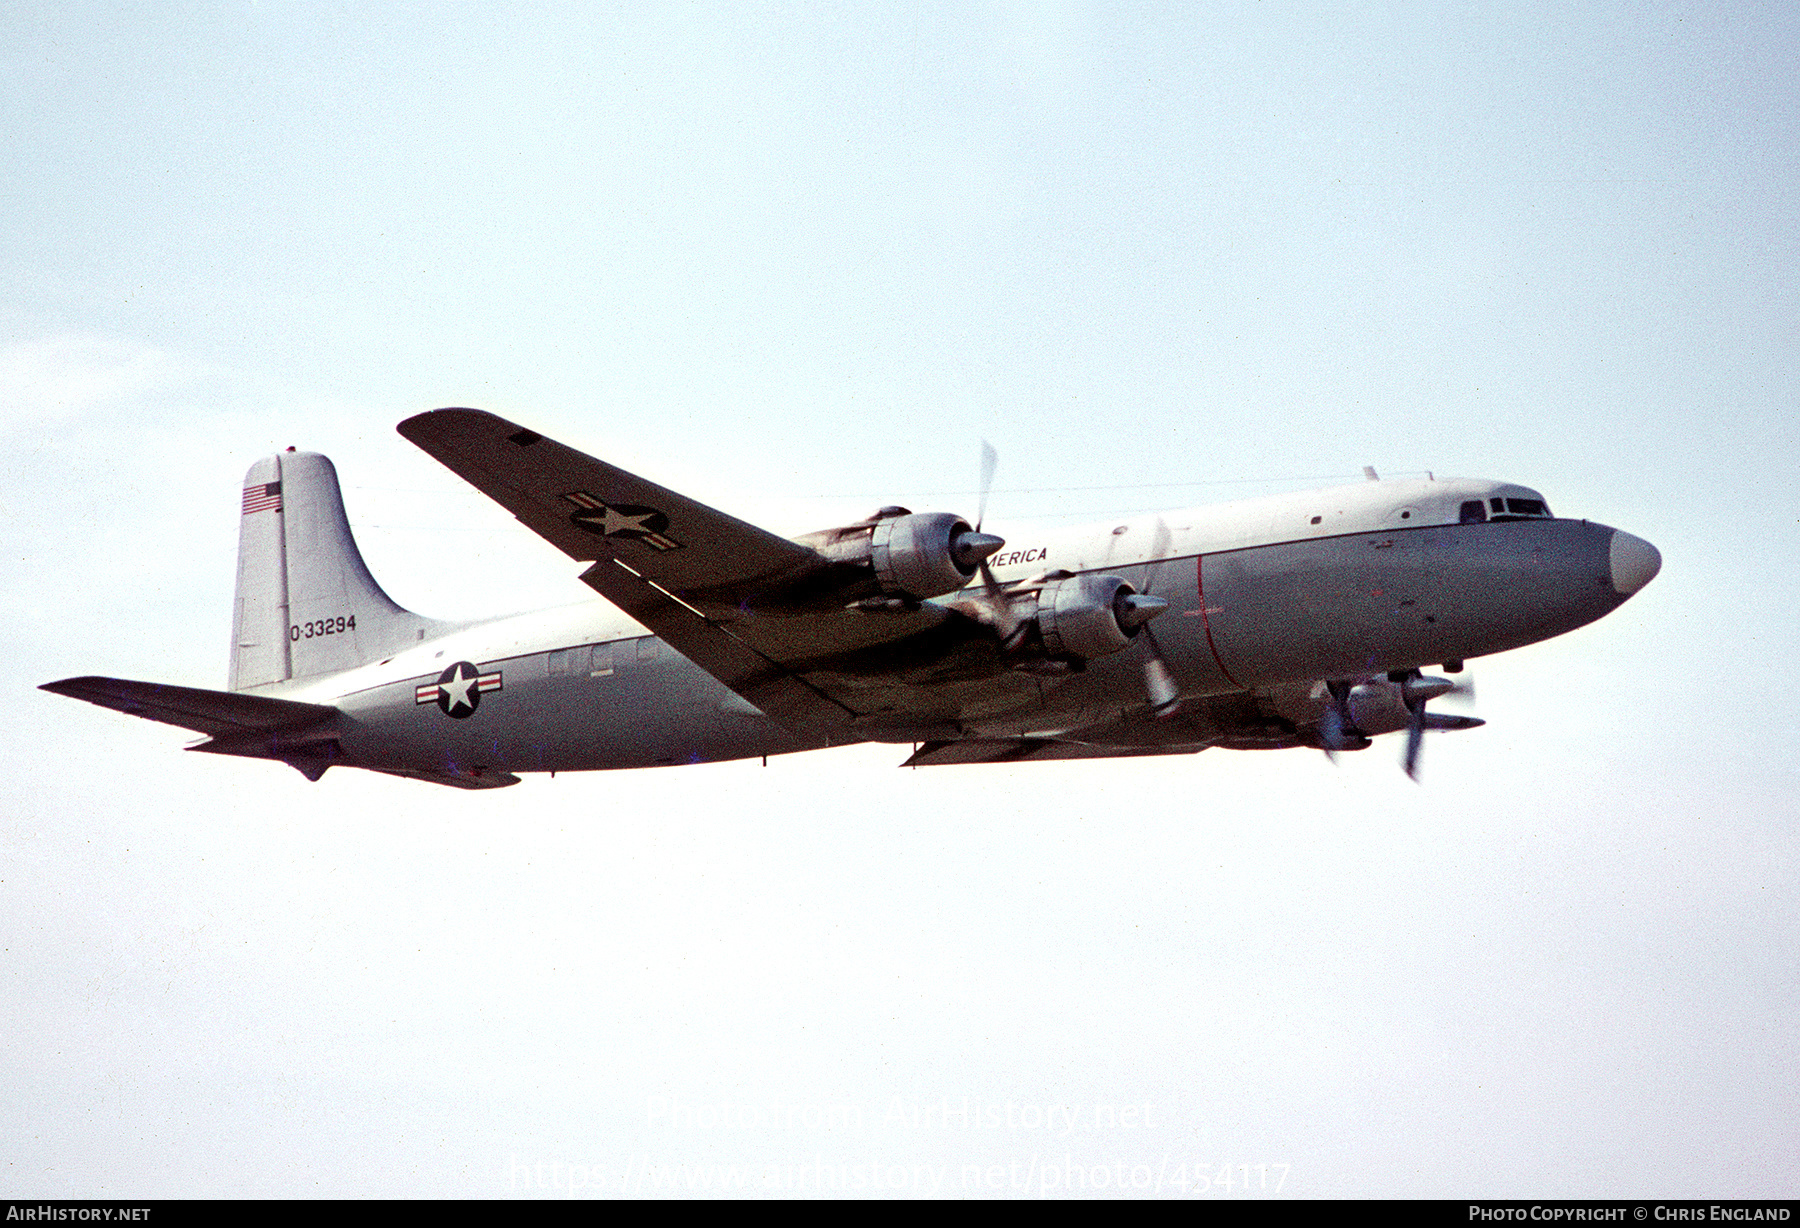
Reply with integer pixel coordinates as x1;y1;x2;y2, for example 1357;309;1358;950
229;450;445;690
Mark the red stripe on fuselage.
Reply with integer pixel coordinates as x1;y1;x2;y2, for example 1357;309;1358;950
1195;555;1246;691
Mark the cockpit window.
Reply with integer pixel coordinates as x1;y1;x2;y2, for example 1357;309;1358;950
1489;496;1553;522
1459;500;1487;524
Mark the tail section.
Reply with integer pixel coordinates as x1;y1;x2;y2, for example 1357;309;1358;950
230;450;445;690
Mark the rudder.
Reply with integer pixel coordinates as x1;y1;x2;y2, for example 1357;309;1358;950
230;450;445;690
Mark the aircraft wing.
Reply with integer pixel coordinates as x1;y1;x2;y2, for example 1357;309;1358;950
399;408;1003;735
397;409;817;592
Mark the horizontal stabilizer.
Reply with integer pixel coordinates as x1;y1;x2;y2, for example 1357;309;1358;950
41;676;338;739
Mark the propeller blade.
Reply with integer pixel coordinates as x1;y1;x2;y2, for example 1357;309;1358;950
1319;679;1363;757
966;441;1022;642
1319;701;1342;763
1320;697;1344;748
1127;517;1182;716
977;558;1021;645
975;439;998;531
1401;679;1429;780
1141;516;1173;596
1139;622;1180;716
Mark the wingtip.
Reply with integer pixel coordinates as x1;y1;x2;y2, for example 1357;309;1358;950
399;408;556;457
392;403;507;437
396;406;489;438
40;676;96;696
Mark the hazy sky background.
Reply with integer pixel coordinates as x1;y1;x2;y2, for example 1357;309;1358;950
4;1;1796;1199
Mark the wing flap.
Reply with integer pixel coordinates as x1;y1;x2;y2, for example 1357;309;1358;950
367;765;522;790
901;738;1208;766
576;557;857;730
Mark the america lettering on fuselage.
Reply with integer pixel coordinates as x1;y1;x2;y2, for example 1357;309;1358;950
42;408;1661;789
988;547;1049;569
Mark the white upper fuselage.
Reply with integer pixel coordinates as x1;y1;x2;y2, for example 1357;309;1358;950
979;475;1549;583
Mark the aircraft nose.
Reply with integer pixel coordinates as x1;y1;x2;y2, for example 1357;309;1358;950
1609;530;1662;595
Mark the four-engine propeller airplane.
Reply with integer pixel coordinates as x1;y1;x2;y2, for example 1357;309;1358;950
43;408;1661;788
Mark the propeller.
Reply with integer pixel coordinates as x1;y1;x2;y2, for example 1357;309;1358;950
1134;517;1180;716
964;444;1173;707
975;439;998;532
1315;671;1475;771
1394;668;1478;781
1401;674;1429;780
1318;678;1367;762
970;440;1023;644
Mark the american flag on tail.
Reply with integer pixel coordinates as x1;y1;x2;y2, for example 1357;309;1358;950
241;482;283;515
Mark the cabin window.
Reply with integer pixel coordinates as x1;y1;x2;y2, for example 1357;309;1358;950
550;643;616;677
1459;501;1487;524
590;643;614;677
1310;515;1322;525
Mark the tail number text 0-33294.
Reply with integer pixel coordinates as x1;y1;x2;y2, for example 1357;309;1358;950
290;615;356;640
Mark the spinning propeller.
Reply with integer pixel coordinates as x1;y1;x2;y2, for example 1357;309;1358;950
971;440;1023;644
1318;679;1368;762
970;443;1175;713
1396;668;1478;781
1134;518;1180;716
1318;670;1480;778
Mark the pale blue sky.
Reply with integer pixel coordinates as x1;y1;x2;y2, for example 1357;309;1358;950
4;2;1796;1198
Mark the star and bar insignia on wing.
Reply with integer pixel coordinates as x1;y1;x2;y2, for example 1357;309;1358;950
562;491;683;551
415;661;503;718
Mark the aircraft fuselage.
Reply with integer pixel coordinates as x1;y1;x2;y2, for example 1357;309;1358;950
259;474;1654;776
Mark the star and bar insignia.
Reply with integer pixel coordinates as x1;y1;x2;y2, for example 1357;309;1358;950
415;661;503;718
562;491;683;551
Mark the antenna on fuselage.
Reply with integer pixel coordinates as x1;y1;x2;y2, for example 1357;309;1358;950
1363;466;1379;481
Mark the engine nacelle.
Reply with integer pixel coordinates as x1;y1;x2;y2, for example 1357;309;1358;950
870;512;980;600
1034;573;1145;660
796;508;1004;605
